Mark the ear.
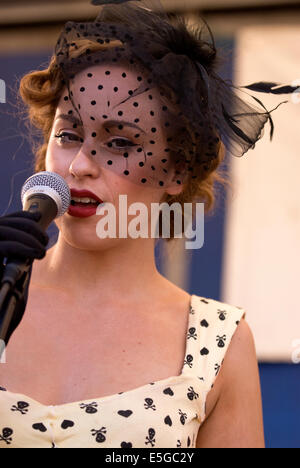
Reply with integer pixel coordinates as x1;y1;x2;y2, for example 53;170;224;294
164;181;185;196
164;160;186;196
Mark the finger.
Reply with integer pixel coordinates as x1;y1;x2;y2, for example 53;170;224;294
0;217;49;246
0;226;48;251
5;210;42;221
0;241;46;260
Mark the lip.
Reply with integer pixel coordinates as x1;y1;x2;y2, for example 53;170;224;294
70;188;103;203
68;188;104;218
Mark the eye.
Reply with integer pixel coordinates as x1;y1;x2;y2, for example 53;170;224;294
107;138;138;151
54;131;81;144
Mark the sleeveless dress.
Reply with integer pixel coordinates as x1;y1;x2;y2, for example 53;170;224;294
0;294;246;448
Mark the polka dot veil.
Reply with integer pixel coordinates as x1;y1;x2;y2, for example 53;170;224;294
53;0;296;189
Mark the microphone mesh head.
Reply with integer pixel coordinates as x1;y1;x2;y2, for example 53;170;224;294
21;171;71;218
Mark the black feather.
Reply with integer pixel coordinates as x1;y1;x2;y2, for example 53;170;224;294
245;81;298;95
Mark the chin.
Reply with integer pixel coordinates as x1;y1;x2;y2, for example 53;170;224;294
61;224;122;252
65;232;121;252
56;215;126;250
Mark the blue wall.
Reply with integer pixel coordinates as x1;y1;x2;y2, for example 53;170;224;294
259;364;300;448
0;52;52;216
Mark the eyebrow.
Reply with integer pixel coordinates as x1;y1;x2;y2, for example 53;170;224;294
55;113;146;134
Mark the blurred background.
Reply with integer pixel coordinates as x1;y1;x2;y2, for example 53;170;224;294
0;0;299;448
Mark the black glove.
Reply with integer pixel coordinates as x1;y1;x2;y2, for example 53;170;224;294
0;210;49;345
0;210;49;266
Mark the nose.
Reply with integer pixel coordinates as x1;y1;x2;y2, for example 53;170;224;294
69;146;101;179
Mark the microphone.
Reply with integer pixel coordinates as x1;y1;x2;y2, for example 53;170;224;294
21;171;71;229
2;171;71;287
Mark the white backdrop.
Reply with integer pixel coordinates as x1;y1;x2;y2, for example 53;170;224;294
221;25;300;361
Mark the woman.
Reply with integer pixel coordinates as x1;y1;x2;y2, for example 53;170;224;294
0;0;289;448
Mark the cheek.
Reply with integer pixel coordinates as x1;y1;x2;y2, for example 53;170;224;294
109;173;163;204
122;188;165;222
45;140;69;173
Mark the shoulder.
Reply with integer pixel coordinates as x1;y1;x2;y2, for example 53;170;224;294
210;315;259;413
219;317;257;386
226;316;255;356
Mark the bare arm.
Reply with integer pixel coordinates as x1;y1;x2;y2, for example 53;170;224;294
196;318;265;448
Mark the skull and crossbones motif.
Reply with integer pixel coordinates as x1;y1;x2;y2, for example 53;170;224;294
91;427;107;443
216;335;227;348
217;309;227;321
11;401;30;415
178;409;187;425
187;386;199;401
183;354;193;368
187;327;197;340
0;427;13;445
144;398;156;410
145;428;156;447
79;402;98;414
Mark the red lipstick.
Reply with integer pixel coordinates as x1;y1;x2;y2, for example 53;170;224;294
68;188;104;218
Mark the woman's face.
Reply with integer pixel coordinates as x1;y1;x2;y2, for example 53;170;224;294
46;63;183;250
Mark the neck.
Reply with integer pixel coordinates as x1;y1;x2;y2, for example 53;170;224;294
33;233;164;305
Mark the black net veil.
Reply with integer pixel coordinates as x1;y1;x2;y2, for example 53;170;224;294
53;0;296;189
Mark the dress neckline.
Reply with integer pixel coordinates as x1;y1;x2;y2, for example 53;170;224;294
0;294;198;409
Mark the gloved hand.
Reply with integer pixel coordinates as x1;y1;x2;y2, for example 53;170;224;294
0;210;49;345
0;210;49;266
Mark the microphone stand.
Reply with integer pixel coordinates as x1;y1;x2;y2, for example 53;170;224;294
0;260;32;361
